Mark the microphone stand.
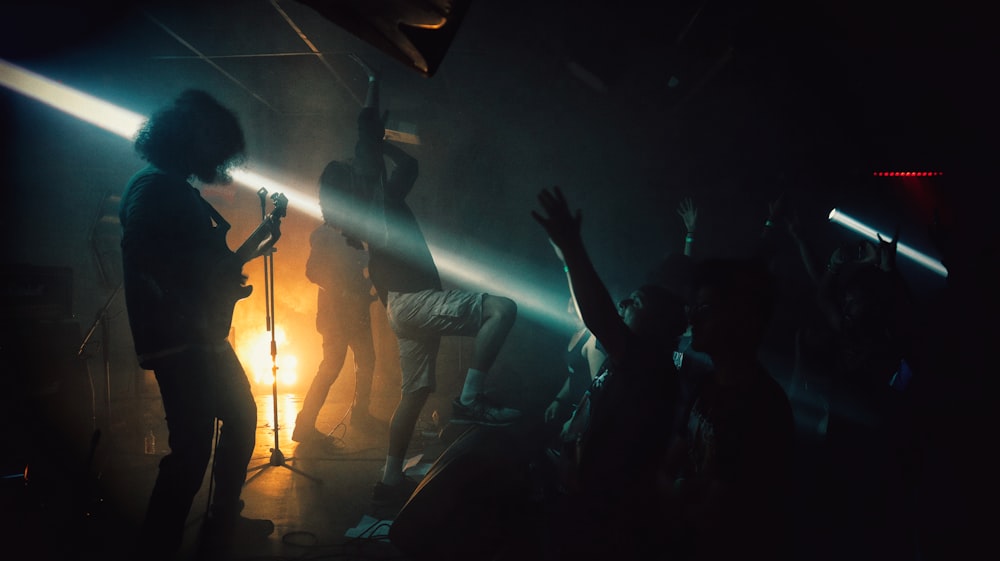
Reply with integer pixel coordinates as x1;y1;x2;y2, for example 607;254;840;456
78;283;122;437
246;188;321;486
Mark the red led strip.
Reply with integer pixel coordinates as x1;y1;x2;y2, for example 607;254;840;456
872;172;944;177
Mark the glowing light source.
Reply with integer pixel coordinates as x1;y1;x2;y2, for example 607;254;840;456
873;171;944;177
827;208;948;277
0;59;147;138
1;58;579;335
242;326;298;386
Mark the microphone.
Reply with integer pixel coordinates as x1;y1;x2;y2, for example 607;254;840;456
257;187;268;217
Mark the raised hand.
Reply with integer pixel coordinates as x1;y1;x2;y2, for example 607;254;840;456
531;186;582;255
877;225;900;272
677;197;698;233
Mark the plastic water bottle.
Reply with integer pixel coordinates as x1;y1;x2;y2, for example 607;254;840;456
144;429;156;455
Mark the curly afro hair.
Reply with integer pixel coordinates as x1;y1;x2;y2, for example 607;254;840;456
134;89;245;184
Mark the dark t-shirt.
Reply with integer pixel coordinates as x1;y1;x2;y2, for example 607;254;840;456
564;332;678;500
555;331;678;559
119;165;238;363
307;225;373;333
680;367;795;558
352;107;441;304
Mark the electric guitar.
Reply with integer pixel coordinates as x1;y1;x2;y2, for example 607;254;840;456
235;192;289;263
206;192;288;337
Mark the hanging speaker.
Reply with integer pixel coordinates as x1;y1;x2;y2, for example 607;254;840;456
295;0;471;77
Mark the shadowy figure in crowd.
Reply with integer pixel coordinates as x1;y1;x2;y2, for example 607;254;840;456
335;54;521;509
913;198;997;559
649;193;791;457
291;161;383;455
645;197;716;439
532;186;689;560
119;90;274;559
659;257;795;561
783;207;924;560
647;196;699;290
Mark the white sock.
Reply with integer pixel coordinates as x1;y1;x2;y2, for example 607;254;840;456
460;368;486;405
382;456;403;485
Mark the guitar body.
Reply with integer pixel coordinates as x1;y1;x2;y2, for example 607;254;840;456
203;250;253;339
205;192;288;339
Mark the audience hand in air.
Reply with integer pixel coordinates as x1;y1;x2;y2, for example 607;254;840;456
876;225;900;272
532;186;583;255
676;197;698;233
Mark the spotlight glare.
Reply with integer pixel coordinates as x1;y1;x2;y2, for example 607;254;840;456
229;169;321;220
827;208;948;277
0;59;146;139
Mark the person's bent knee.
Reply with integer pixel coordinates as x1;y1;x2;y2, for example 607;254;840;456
484;294;517;322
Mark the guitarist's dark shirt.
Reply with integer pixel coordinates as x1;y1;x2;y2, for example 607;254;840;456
120;165;236;367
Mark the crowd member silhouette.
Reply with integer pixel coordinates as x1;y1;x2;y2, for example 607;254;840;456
647;196;699;290
119;90;274;559
332;54;521;508
913;198;996;559
290;163;383;454
678;196;698;257
646;197;714;435
659;257;795;561
532;186;689;560
784;212;923;560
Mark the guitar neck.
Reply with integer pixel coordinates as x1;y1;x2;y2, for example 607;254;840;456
235;193;288;263
235;216;277;263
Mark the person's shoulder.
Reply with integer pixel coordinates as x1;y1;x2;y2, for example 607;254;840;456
127;164;165;186
124;165;187;202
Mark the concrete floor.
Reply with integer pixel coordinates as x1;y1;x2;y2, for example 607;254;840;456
0;356;935;561
2;389;462;561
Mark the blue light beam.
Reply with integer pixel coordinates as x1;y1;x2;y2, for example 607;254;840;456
828;207;948;277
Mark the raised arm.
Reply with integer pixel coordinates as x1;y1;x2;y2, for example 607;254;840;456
380;141;418;201
677;197;698;257
351;53;388;183
817;246;848;332
532;186;630;360
787;209;824;287
349;53;417;202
